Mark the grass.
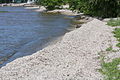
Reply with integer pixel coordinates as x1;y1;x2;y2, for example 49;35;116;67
112;28;120;48
105;46;119;52
106;46;113;51
99;58;120;80
99;19;120;80
107;19;120;27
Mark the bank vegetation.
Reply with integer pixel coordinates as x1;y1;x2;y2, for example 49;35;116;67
36;0;120;18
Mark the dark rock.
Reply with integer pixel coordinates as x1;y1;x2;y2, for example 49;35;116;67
76;24;82;28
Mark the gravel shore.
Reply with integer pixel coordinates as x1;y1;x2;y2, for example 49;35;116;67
0;19;115;80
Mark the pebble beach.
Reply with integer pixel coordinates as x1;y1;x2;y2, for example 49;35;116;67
0;19;116;80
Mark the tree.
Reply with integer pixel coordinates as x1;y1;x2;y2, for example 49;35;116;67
0;0;12;3
36;0;69;10
36;0;120;18
69;0;120;18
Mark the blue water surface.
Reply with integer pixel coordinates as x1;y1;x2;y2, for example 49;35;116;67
0;7;73;67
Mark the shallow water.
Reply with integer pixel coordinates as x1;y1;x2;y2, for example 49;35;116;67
0;7;73;66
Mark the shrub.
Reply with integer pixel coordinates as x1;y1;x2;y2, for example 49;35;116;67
36;0;65;10
36;0;120;18
69;0;120;18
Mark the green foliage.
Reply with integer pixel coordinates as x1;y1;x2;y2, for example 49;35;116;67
106;46;113;51
36;0;120;18
107;19;120;27
69;0;120;18
105;46;118;52
116;43;120;48
113;28;120;38
112;28;120;47
99;58;120;80
0;0;12;3
69;0;90;13
36;0;67;10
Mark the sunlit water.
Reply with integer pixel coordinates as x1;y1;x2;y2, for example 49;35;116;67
0;7;73;67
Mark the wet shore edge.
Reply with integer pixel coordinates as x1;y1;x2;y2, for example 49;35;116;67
0;18;117;79
0;4;94;66
0;4;118;80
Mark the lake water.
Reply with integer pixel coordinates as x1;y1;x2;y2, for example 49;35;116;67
0;7;73;67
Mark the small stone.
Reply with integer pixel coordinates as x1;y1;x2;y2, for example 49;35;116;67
81;16;86;19
76;24;82;28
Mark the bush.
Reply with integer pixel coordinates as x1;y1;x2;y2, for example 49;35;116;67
69;0;120;18
36;0;120;18
36;0;66;10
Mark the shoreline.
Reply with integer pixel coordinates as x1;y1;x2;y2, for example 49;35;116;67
0;6;76;67
0;3;38;7
0;19;116;80
33;6;94;29
0;5;119;80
